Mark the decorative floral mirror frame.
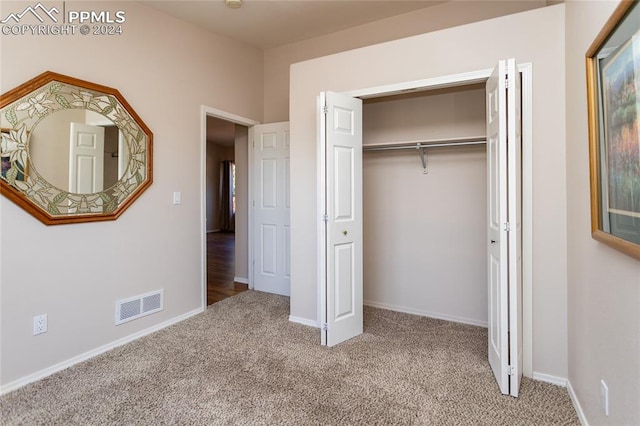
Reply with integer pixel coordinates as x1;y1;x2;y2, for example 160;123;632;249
0;71;152;225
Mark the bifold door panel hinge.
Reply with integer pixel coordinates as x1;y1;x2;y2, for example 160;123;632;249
507;365;515;376
505;77;510;89
322;214;328;223
504;222;511;232
322;106;328;115
322;323;328;331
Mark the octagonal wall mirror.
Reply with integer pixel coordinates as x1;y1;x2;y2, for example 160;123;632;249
0;71;153;225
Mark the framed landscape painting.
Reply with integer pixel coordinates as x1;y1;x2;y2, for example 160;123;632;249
587;0;640;260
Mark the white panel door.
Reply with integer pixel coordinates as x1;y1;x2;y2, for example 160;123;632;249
319;91;363;347
253;122;290;296
69;122;104;194
486;59;522;397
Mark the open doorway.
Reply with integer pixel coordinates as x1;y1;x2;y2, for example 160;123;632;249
205;116;248;305
200;106;259;309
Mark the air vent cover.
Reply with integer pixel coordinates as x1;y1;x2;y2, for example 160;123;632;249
115;290;163;325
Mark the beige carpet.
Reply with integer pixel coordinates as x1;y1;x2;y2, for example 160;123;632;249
1;291;579;425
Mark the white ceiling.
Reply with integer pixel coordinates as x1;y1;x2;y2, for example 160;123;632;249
141;0;447;50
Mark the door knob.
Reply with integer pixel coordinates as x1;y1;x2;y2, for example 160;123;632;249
343;230;348;235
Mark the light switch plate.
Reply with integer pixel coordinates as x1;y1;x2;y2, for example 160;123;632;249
172;192;181;205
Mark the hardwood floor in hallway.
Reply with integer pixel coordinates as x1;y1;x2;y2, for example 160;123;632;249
207;232;248;305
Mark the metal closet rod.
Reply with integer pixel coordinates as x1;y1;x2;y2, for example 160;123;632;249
362;136;487;151
362;136;487;174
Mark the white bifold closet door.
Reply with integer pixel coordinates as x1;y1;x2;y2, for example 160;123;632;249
486;58;523;397
319;91;363;347
318;59;522;398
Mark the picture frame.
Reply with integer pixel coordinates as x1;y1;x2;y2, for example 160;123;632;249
0;128;28;182
586;0;640;261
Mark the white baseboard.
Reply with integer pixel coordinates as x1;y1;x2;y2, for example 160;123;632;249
234;277;249;284
0;307;204;396
289;315;319;328
567;379;588;425
532;371;567;387
363;300;488;328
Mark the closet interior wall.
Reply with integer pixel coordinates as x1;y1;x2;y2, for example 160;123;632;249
362;84;488;326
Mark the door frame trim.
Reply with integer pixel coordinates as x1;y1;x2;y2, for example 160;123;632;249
200;106;260;309
332;64;533;378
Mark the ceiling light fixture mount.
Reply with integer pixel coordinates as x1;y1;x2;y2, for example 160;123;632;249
225;0;242;9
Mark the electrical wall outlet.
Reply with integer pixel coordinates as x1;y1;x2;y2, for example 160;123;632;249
33;314;47;336
600;379;609;417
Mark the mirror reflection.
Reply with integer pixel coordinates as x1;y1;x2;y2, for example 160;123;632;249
0;71;153;225
30;110;129;194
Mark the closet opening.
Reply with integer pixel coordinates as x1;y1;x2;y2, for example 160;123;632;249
361;83;490;327
319;63;533;387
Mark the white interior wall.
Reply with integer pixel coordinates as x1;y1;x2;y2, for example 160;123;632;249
0;0;263;389
362;87;487;325
565;1;640;423
264;1;548;122
289;4;567;380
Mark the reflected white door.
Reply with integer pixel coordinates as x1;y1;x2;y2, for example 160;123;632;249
319;91;363;347
69;122;104;194
253;122;291;296
486;59;522;397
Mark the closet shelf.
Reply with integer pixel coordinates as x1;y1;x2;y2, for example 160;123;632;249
362;136;486;174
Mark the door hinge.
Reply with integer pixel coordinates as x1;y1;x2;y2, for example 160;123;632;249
322;105;328;115
507;365;515;376
322;214;328;223
504;222;511;232
322;322;328;331
505;77;510;89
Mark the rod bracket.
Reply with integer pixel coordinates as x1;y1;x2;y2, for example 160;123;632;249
417;144;427;174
